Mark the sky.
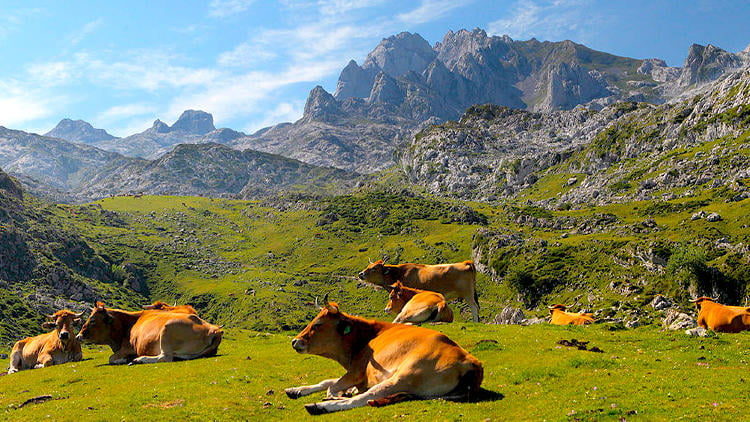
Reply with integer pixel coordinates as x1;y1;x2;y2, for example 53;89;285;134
0;0;748;137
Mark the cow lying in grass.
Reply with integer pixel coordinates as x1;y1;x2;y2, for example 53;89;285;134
691;296;750;333
8;310;84;373
549;304;594;325
285;301;483;415
385;281;453;324
142;300;198;314
76;301;223;365
358;259;479;322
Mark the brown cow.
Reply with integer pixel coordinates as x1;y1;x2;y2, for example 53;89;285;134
76;301;223;365
385;281;453;324
549;304;594;326
691;297;750;333
142;301;198;315
358;259;479;322
8;310;84;373
285;302;483;415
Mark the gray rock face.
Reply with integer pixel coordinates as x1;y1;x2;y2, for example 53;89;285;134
45;119;117;144
677;44;745;87
685;326;711;337
170;110;215;135
361;32;436;82
649;295;672;311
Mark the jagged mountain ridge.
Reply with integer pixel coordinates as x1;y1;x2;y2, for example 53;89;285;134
233;29;749;173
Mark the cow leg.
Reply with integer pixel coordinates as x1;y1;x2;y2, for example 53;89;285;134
7;349;23;374
393;307;431;324
304;377;407;415
285;378;338;399
465;293;480;323
34;354;54;369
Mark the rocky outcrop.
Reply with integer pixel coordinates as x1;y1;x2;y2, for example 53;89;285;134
45;119;117;144
170;110;215;135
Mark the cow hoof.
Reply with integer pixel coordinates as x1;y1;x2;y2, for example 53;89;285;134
305;403;328;415
284;388;301;399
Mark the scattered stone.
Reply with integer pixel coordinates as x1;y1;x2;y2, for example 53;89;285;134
266;390;275;396
649;295;671;311
565;177;578;187
0;353;7;359
522;317;546;326
662;309;697;330
642;218;657;228
685;327;711;337
493;306;526;325
706;212;722;222
691;211;706;220
557;339;604;353
625;319;640;328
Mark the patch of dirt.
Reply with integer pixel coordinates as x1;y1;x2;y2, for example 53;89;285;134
557;339;604;353
143;399;185;409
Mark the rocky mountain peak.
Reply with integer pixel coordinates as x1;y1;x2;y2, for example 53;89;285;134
150;119;171;134
678;43;744;86
334;59;378;100
362;31;436;78
303;86;342;121
171;110;215;135
44;118;116;144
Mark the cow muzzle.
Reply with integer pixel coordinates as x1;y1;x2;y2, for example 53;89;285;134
59;331;70;340
357;272;366;280
291;338;307;353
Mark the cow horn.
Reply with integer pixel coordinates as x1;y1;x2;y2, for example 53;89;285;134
711;296;720;302
314;296;319;308
173;301;178;307
688;298;699;303
47;314;56;320
368;257;372;264
75;311;86;318
323;293;329;304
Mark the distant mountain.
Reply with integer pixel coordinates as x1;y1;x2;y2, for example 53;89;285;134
232;29;749;174
75;143;357;200
0;126;356;202
45;118;117;144
93;110;246;159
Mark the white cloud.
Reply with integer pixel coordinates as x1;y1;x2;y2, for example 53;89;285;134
69;18;103;46
244;101;304;133
397;0;472;25
0;80;63;128
97;103;158;122
487;0;596;42
209;0;256;18
217;42;278;68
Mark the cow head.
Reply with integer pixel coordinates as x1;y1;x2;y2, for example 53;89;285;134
292;302;353;355
42;310;84;342
689;296;719;311
357;259;390;285
76;301;113;344
548;304;567;315
385;281;407;314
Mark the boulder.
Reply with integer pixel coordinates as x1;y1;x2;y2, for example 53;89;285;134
649;294;671;310
662;309;697;330
685;326;711;337
493;306;526;325
706;212;722;222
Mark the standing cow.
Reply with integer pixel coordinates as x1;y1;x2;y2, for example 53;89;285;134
141;300;198;314
285;301;483;415
385;281;453;324
76;301;223;365
691;297;750;333
358;259;479;322
8;310;84;373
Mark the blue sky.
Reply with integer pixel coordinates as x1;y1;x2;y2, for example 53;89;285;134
0;0;748;136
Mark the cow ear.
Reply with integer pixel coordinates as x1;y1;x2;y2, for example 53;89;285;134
42;321;56;330
336;320;352;336
326;302;340;315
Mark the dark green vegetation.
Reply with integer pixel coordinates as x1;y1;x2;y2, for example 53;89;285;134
1;324;748;420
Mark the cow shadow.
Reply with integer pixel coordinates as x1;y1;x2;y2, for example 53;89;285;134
447;388;504;403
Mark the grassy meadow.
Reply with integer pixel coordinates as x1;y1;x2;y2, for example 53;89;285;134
1;323;748;421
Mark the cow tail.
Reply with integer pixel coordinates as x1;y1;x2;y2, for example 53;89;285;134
464;260;480;311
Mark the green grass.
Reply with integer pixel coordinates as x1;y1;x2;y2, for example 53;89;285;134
1;323;749;421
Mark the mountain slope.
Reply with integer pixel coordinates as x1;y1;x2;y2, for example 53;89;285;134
0;167;146;342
